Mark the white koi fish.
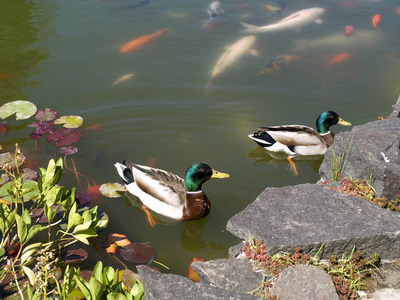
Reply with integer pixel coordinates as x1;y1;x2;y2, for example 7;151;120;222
209;35;257;85
240;7;325;33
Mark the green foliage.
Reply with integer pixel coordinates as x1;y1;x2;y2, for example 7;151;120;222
329;132;353;181
57;262;144;300
0;145;110;299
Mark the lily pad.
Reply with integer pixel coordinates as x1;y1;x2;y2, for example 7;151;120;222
30;205;63;223
120;243;156;264
46;128;82;146
62;248;88;264
0;180;38;203
34;108;57;121
99;182;127;198
0;152;26;169
22;168;38;181
75;192;91;207
54;115;84;129
0;100;37;120
0;123;8;135
59;146;78;155
28;120;56;134
29;132;42;140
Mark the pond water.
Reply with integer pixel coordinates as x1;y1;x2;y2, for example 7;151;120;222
1;0;400;276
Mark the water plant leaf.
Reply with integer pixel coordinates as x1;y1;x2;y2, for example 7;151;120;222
0;180;38;203
122;269;142;290
0;100;37;120
28;120;56;134
0;152;26;169
46;128;82;146
34;108;58;121
22;168;38;181
62;248;88;264
0;173;9;185
120;243;156;264
54;115;84;128
22;266;36;285
59;146;78;155
21;242;42;264
29;132;42;140
75;192;91;207
99;183;127;198
187;257;205;282
0;123;8;135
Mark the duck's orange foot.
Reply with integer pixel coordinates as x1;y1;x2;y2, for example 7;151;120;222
142;205;156;227
287;157;299;176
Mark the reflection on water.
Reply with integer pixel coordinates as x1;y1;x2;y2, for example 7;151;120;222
2;0;400;277
0;0;55;102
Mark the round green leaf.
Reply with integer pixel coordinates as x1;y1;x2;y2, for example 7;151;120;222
0;100;37;120
99;183;127;198
54;115;84;128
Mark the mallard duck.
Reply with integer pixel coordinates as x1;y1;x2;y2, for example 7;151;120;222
115;161;230;225
248;111;351;175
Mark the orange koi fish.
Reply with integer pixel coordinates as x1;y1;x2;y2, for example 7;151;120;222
120;28;170;53
396;7;400;16
345;25;354;38
372;14;381;28
328;52;352;65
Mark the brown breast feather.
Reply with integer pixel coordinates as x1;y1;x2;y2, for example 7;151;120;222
182;192;211;220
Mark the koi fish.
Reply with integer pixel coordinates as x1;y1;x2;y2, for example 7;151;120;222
240;7;325;33
328;52;352;65
345;25;354;38
265;1;288;15
397;7;400;16
252;55;299;79
209;35;257;85
207;1;223;20
120;28;170;53
112;73;134;86
372;14;381;28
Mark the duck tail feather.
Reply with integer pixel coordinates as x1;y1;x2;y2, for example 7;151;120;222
115;162;135;184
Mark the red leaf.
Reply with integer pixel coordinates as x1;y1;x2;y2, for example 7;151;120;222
59;146;78;155
62;248;88;264
120;243;156;264
34;108;58;121
0;123;8;135
28;120;55;134
46;128;82;146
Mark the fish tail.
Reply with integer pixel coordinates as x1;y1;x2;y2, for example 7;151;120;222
240;22;258;33
161;28;172;35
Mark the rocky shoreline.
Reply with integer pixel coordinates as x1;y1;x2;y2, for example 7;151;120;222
138;96;400;300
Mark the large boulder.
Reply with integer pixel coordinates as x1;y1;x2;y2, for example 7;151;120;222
271;264;339;300
319;116;400;199
227;183;400;260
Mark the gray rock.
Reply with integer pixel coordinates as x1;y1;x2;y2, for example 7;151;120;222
319;118;400;198
191;258;265;293
137;265;257;300
227;183;400;260
271;264;339;300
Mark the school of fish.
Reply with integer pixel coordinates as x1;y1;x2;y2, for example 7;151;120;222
111;1;391;86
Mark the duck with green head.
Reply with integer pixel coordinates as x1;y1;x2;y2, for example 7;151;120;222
248;110;352;175
115;161;230;225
